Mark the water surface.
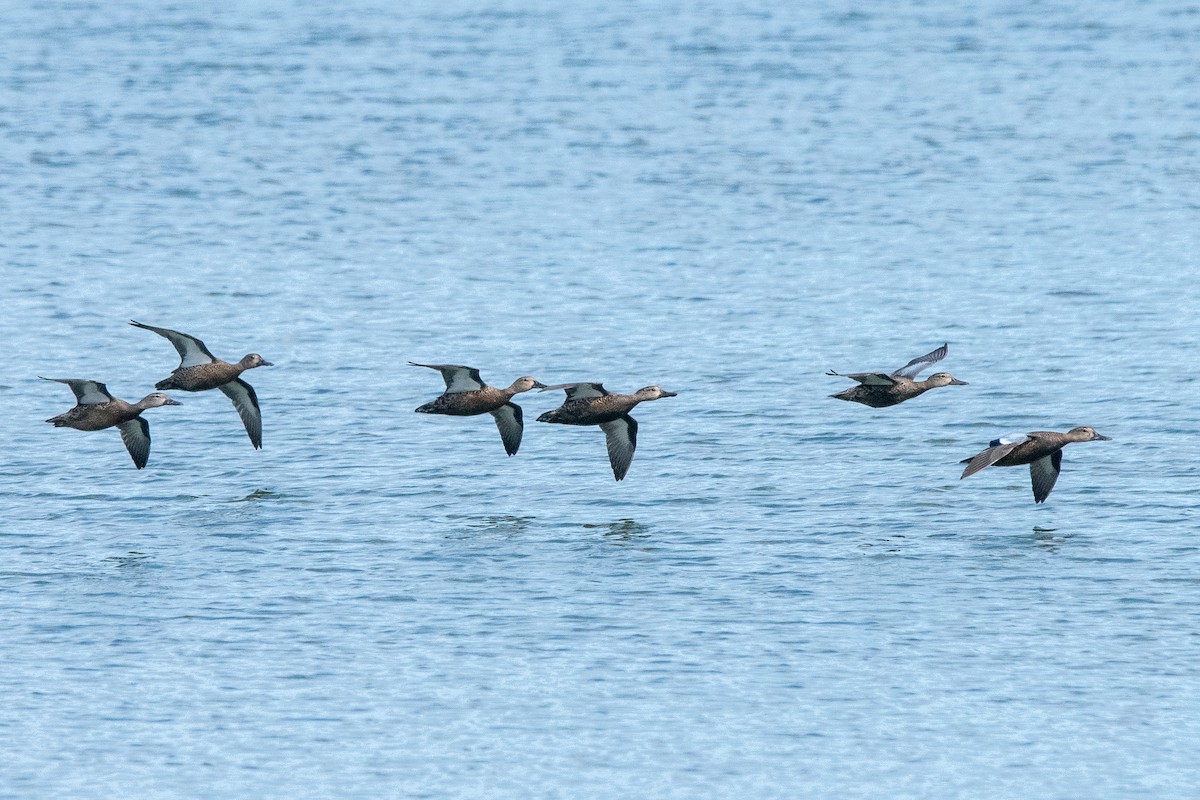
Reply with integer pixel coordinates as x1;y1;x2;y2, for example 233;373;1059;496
3;1;1200;797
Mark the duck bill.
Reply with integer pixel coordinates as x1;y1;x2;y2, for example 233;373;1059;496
531;380;549;390
1091;432;1111;441
660;390;678;397
260;360;275;367
950;379;969;385
164;398;183;405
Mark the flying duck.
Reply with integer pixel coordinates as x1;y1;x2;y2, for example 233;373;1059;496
536;383;676;480
42;377;181;469
130;321;271;449
411;362;546;456
960;426;1111;503
828;343;967;407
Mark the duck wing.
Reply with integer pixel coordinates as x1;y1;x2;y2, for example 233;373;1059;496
826;371;896;386
130;321;217;368
409;362;485;393
40;376;115;405
116;417;151;469
892;343;948;379
599;414;638;481
540;382;609;399
1029;450;1063;503
959;435;1028;479
218;378;263;449
490;402;524;456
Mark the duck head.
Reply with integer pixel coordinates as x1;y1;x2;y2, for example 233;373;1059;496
635;386;678;400
138;392;182;409
1068;426;1111;442
926;372;968;387
238;354;273;369
508;376;548;393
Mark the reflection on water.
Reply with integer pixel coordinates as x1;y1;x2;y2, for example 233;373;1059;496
583;518;652;543
229;488;280;503
859;534;907;554
1032;526;1075;552
3;0;1199;796
103;551;151;568
451;514;535;537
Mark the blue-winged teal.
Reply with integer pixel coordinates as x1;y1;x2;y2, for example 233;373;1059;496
960;427;1111;503
130;321;271;449
537;383;676;480
42;377;181;469
828;343;967;407
411;362;546;456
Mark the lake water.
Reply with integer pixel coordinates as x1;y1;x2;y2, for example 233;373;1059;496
3;1;1200;797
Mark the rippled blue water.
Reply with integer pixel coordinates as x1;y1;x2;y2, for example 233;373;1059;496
3;1;1200;797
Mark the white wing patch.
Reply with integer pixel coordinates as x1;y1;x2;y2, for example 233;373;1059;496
990;433;1030;448
410;363;485;393
131;321;217;368
74;381;113;405
442;366;484;393
41;377;113;405
171;331;217;368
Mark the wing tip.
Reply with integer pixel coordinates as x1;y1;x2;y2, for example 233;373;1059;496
959;458;986;479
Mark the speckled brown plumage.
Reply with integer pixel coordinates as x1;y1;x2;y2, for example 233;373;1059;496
960;427;1111;503
130;321;271;449
411;362;545;456
154;359;265;393
827;343;967;408
42;377;181;469
536;383;677;481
